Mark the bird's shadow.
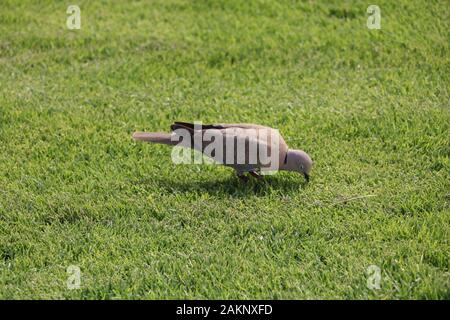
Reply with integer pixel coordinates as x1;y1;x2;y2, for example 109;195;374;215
143;173;308;198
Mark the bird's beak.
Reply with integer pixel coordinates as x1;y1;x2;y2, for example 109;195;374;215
303;173;310;182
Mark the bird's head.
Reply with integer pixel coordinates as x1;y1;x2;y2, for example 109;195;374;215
283;149;313;182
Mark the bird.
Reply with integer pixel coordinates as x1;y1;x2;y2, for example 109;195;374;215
132;122;313;182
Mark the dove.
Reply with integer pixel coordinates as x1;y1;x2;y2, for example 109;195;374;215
132;122;313;182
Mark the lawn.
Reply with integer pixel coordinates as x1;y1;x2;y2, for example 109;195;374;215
0;0;448;299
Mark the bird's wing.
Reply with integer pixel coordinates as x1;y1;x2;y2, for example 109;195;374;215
170;122;289;169
170;122;272;132
211;123;273;130
209;127;287;170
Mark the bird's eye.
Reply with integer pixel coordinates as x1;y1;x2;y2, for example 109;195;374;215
300;165;304;170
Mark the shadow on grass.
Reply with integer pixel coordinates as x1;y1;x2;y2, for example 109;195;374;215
138;173;308;198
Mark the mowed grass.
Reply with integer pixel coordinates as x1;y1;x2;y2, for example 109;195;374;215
0;0;448;299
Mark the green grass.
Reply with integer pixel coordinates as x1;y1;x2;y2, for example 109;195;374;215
0;0;448;299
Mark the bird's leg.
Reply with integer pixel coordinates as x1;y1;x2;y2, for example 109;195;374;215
249;171;262;179
236;172;249;183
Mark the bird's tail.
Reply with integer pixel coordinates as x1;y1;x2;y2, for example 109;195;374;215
132;132;176;145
